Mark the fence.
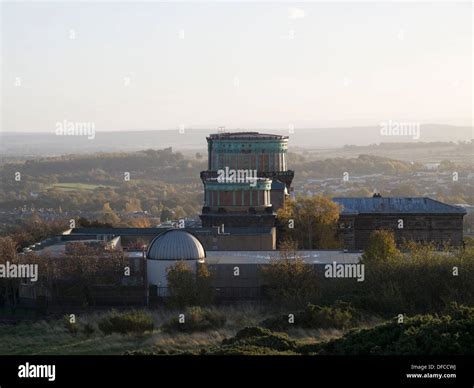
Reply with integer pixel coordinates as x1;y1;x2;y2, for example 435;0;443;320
149;285;266;304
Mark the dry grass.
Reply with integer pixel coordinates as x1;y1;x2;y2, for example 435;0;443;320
0;305;381;355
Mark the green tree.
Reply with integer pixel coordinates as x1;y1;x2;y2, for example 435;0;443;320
195;263;214;306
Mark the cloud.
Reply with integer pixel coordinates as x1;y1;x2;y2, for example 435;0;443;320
288;7;305;20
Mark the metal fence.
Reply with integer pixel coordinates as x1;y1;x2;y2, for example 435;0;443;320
150;286;265;301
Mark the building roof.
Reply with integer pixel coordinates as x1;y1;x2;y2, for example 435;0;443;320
333;197;467;215
66;226;275;237
208;132;287;140
147;230;206;261
205;250;361;264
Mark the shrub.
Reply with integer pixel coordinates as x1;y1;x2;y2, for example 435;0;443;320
261;302;357;331
214;344;297;356
82;323;95;336
356;247;474;315
316;245;474;316
316;304;474;355
230;326;272;340
161;306;226;333
220;326;297;354
98;310;154;335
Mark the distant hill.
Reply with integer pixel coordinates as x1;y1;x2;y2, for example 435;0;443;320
1;124;472;158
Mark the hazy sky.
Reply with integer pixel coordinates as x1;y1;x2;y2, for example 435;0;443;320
2;1;472;133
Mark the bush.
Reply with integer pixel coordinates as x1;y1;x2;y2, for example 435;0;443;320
315;245;474;316
161;306;226;333
82;323;95;336
261;302;357;331
214;344;297;355
167;262;214;308
220;326;298;354
262;257;319;308
356;248;474;315
315;304;474;355
98;310;154;335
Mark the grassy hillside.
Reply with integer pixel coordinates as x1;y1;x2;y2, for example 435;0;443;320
2;304;471;356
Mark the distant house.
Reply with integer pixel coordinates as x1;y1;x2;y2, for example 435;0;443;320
333;196;466;250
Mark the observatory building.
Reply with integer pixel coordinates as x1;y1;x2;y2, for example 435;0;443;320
147;229;206;290
200;132;294;228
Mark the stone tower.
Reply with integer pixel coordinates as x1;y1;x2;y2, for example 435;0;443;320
200;132;294;228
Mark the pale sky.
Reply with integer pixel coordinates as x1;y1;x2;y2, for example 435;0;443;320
1;1;472;133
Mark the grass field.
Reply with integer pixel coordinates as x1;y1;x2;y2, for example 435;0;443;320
0;306;352;355
46;183;115;192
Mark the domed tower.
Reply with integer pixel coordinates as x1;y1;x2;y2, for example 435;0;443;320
200;132;294;228
146;230;206;289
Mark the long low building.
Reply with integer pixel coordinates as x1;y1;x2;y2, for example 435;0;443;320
19;229;362;305
62;226;277;251
333;196;466;250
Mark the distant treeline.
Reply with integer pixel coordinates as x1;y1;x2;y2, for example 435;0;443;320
0;148;472;230
342;140;473;150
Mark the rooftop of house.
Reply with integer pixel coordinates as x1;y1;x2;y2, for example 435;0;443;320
333;197;467;215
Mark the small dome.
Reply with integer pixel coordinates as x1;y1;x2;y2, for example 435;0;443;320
147;230;206;261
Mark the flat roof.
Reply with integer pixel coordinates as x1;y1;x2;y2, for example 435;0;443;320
208;132;288;140
67;227;275;237
205;250;361;264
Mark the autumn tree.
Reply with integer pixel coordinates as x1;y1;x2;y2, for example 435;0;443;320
127;217;151;228
261;240;319;307
195;263;214;306
100;203;121;225
9;217;69;250
0;237;21;312
276;195;342;249
166;261;214;308
33;243;128;306
124;198;143;213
